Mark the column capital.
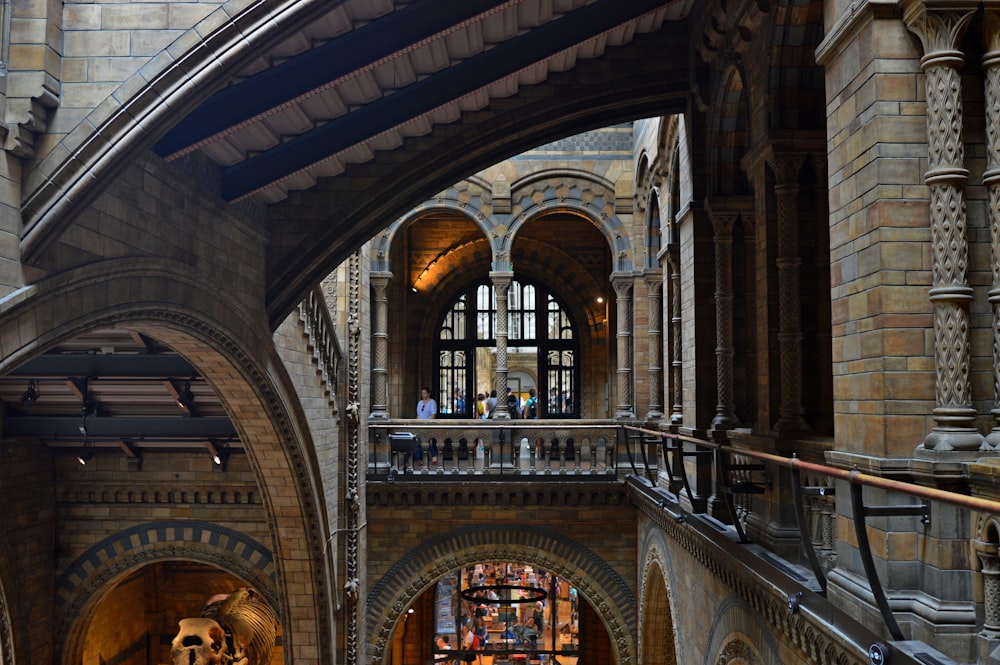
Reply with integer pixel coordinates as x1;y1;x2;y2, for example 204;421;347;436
902;1;976;64
370;270;393;288
984;9;1000;64
489;270;514;282
643;268;663;290
610;272;634;294
705;195;753;235
765;152;807;187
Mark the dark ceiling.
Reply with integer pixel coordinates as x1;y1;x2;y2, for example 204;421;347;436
0;328;238;459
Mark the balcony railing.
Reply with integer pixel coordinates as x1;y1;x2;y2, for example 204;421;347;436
368;420;1000;664
367;421;622;480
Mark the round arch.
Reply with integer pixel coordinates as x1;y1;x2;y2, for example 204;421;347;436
365;523;637;665
506;177;633;273
708;63;752;198
703;596;780;665
373;182;495;273
0;258;333;665
55;522;278;665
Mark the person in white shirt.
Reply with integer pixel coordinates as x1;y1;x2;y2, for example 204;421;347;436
417;386;437;419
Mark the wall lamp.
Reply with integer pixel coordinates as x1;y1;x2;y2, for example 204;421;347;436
76;441;94;466
20;380;39;405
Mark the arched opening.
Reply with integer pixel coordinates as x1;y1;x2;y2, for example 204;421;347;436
386;560;612;665
79;562;281;665
640;560;676;665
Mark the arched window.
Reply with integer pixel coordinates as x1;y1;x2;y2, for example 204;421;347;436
436;279;579;418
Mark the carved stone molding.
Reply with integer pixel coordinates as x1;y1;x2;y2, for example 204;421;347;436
632;488;868;665
904;3;983;451
347;252;363;665
612;273;635;419
364;523;637;665
716;638;761;665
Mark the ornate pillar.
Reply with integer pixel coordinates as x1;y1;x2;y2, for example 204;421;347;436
707;202;741;431
768;153;809;436
904;3;983;451
644;269;664;421
984;10;1000;449
979;544;1000;636
667;248;684;424
612;272;635;419
369;271;391;420
491;271;513;419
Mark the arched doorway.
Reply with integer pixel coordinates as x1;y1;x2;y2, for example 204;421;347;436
388;560;610;665
79;561;281;665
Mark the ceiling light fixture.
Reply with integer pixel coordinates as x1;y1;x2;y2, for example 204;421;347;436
176;379;195;409
76;441;94;466
20;380;39;405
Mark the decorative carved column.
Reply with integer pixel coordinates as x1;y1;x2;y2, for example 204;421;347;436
667;248;684;424
491;271;513;419
904;3;983;451
707;204;741;431
984;10;1000;449
644;269;664;421
612;273;635;419
369;271;391;420
768;153;809;436
979;545;1000;636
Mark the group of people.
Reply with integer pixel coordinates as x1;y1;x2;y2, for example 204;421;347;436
418;386;542;419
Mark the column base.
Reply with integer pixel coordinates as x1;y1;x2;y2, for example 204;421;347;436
921;427;986;452
644;410;664;422
368;410;391;421
614;410;636;420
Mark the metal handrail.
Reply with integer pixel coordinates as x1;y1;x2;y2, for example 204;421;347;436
623;424;1000;515
623;424;1000;645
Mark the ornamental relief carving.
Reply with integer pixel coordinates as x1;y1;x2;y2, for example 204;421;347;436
903;7;976;63
716;638;760;665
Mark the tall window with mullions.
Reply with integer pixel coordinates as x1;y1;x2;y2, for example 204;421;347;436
433;279;579;418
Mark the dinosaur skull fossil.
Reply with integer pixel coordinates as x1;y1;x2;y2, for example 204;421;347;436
170;617;228;665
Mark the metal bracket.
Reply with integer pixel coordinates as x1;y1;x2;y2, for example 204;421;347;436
849;483;930;640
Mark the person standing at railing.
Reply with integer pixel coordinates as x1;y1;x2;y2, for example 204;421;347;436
417;386;437;419
523;388;538;419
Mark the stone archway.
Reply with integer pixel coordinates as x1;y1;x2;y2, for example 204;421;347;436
639;546;677;665
365;523;637;665
0;258;333;665
55;521;278;665
703;596;780;665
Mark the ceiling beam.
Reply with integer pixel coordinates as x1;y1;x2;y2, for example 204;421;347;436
3;416;237;439
154;0;514;158
8;354;197;377
220;0;673;200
